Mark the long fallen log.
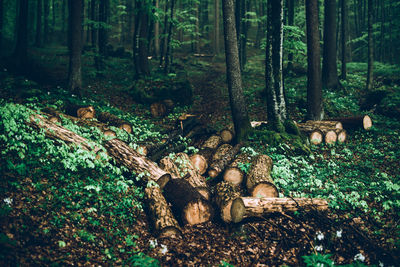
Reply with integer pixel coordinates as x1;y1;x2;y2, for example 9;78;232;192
104;139;171;188
144;186;181;237
329;115;372;130
231;197;329;223
246;155;278;198
208;143;243;179
296;121;341;145
214;181;242;223
163;179;213;225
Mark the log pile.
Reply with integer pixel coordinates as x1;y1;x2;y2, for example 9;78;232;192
296;115;371;145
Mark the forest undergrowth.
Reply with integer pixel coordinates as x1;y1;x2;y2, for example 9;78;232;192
0;50;400;266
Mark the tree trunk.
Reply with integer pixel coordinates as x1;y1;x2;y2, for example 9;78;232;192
96;0;107;75
35;0;43;47
159;0;169;64
154;0;160;57
215;181;242;223
222;0;252;142
265;0;287;131
246;154;278;198
366;0;374;90
90;0;97;47
340;0;347;80
164;0;175;73
67;0;83;95
305;0;323;120
43;0;50;43
200;0;209;36
104;139;171;189
62;0;66;34
231;197;329;223
329;115;373;130
322;0;338;90
214;0;220;54
208;142;243;179
286;0;295;71
138;5;150;76
144;186;181;237
13;0;29;69
0;0;3;52
96;112;133;133
163;179;213;225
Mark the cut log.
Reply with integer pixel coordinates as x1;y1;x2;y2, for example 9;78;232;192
103;129;117;138
246;155;278;198
214;181;243;223
220;129;234;143
189;147;215;175
97;112;132;134
208;143;243;179
323;129;337;144
231;197;329;223
150;102;167;117
144;186;181;237
163;179;213;225
329;115;372;130
223;153;252;186
308;129;324;145
336;129;347;143
159;156;181;178
303;120;343;129
202;135;222;149
104;139;171;189
65;103;96;119
29;113;101;153
212;144;233;162
296;121;342;145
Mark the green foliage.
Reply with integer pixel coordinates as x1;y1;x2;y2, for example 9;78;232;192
302;253;334;267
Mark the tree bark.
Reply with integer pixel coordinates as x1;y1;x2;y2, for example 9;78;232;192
144;186;181;237
212;144;233;162
44;0;50;43
223;153;252;186
305;0;323;120
154;0;160;56
190;136;221;176
208;143;243;179
329;115;372;130
90;0;97;47
222;0;252;142
96;0;108;75
322;0;338;90
13;0;29;69
231;197;329;223
215;181;242;223
340;0;347;80
163;179;213;225
104;139;171;189
164;0;175;73
35;0;43;47
246;154;278;198
286;0;295;71
366;0;374;90
213;0;220;54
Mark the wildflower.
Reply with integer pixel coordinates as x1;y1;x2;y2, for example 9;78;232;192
315;245;323;252
3;198;13;207
354;253;365;262
336;229;343;238
316;231;324;241
149;239;158;248
160;244;168;254
379;261;384;267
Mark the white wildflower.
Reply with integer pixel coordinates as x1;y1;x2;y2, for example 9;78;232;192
47;92;50;95
4;68;7;72
316;231;324;241
379;261;384;267
336;229;343;238
160;244;168;254
354;253;365;262
3;198;13;207
149;239;158;248
315;245;323;252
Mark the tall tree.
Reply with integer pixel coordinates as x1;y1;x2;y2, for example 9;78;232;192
0;0;3;52
153;0;160;56
96;0;108;75
13;0;29;69
305;0;323;120
164;0;175;73
340;0;347;80
67;0;83;95
44;0;50;43
265;0;288;132
35;0;43;47
366;0;373;90
221;0;251;142
286;0;295;71
133;0;151;76
90;0;97;47
213;0;220;54
322;0;338;90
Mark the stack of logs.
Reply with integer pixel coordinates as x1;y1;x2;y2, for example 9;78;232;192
31;104;329;239
296;115;372;145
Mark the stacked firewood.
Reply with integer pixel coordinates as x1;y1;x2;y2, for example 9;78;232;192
296;115;372;145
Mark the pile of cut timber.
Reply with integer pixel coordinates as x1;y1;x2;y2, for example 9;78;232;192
296;115;372;145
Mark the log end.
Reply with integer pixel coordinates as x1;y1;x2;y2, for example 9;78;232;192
157;174;171;189
250;183;279;198
223;167;244;186
220;129;234;143
231;198;246;223
189;154;208;175
337;130;347;143
103;129;117;138
158;226;181;238
324;130;337;144
363;115;373;130
120;123;132;134
208;169;219;179
183;200;213;225
197;187;211;200
77;106;95;119
309;131;323;145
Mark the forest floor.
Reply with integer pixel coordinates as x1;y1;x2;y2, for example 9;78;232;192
1;48;400;266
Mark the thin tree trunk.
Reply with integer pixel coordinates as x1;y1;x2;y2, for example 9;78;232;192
322;0;338;90
67;0;83;95
62;0;66;34
154;0;160;56
90;0;97;47
214;0;220;54
379;0;384;62
222;0;252;142
200;0;209;36
164;0;175;73
13;0;29;69
287;0;294;71
0;0;3;52
366;0;373;90
159;0;169;64
96;0;107;76
305;0;323;120
340;0;347;80
35;0;43;47
44;0;50;43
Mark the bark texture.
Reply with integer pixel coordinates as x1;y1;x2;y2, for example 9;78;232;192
246;155;278;198
366;0;374;90
329;115;372;130
214;181;242;223
13;0;29;69
322;0;338;90
208;143;243;179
